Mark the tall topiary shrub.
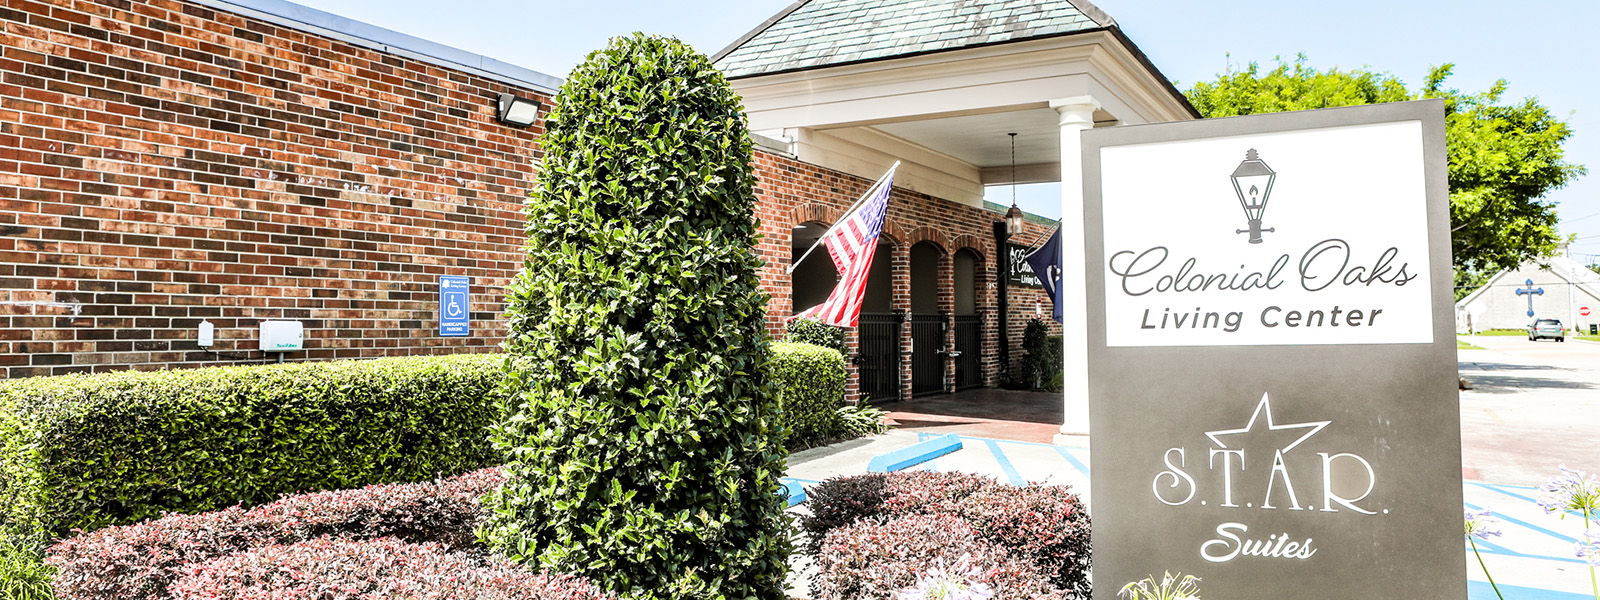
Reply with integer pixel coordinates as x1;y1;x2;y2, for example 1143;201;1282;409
481;34;789;600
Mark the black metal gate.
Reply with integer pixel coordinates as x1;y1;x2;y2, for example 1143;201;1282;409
953;315;981;389
910;313;945;396
855;313;901;404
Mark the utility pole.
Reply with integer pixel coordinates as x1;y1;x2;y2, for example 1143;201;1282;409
1570;245;1578;334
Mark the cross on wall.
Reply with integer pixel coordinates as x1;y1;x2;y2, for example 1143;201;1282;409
1515;279;1544;318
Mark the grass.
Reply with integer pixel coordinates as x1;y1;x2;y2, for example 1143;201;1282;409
1578;336;1600;343
1472;329;1530;336
1458;340;1485;350
0;540;55;600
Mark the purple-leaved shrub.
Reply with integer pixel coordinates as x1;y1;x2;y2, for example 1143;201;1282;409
47;467;504;600
169;536;617;600
801;471;1091;596
811;513;1065;600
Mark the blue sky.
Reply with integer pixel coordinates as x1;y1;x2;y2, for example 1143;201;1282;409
287;0;1598;263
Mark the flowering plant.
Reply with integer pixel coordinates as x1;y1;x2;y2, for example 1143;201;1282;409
1537;465;1600;600
1119;571;1200;600
1537;465;1600;519
897;554;995;600
1578;531;1600;568
1465;508;1506;600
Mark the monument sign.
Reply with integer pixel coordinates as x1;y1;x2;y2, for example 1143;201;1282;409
1081;100;1463;599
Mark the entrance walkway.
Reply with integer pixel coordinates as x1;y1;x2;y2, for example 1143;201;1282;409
877;388;1063;444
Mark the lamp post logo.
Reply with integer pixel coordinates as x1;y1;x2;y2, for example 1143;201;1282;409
1150;393;1382;563
1231;149;1277;244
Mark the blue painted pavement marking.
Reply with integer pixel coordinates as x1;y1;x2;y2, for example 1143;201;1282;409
1470;580;1593;600
867;433;963;472
982;438;1027;486
1470;481;1591;520
779;477;819;508
950;434;1091;482
1051;444;1091;479
1465;501;1585;547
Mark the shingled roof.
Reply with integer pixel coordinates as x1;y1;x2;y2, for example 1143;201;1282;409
713;0;1114;78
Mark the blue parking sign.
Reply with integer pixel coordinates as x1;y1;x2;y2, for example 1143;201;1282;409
439;275;470;337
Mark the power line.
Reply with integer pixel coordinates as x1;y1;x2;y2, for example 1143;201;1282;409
1561;210;1600;225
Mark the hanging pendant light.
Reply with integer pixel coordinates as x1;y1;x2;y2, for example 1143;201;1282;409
1004;132;1024;236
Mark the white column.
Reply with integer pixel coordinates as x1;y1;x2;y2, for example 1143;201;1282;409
1050;96;1099;446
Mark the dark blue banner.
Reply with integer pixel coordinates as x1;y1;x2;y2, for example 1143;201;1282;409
1024;227;1062;323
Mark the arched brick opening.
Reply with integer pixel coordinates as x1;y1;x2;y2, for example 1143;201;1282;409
952;247;985;390
788;203;843;229
790;218;838;316
904;225;952;254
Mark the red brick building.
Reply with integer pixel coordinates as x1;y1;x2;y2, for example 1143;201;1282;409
720;0;1197;415
2;0;1196;419
1;0;553;377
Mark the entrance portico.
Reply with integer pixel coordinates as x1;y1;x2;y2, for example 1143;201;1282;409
716;0;1198;443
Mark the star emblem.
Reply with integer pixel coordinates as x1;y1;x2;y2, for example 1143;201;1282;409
1204;393;1329;454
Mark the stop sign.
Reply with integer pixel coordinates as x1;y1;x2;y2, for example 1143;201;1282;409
1583;307;1591;316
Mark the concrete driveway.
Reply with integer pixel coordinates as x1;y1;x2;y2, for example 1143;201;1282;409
1458;335;1600;486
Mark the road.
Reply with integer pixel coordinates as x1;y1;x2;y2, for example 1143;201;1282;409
1458;335;1600;486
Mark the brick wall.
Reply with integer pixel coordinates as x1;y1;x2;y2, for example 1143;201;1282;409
751;149;1062;401
0;0;548;377
0;0;1065;386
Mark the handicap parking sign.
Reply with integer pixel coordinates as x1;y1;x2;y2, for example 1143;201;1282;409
439;275;470;337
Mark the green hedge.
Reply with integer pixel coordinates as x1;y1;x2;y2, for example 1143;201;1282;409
0;353;507;540
771;342;847;444
1020;319;1063;392
785;318;848;357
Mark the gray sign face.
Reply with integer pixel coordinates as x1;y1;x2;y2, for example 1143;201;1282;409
1081;101;1463;599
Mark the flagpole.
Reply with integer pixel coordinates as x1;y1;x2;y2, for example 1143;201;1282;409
787;161;900;275
1021;219;1063;253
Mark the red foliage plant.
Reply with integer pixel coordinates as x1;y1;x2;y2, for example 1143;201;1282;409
955;484;1091;596
800;471;1091;596
801;471;997;553
878;470;997;515
47;467;505;600
169;536;618;600
811;513;1065;600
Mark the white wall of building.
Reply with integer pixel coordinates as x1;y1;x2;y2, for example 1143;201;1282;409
1456;257;1600;334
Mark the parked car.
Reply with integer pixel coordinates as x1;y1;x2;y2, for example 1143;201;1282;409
1528;318;1566;342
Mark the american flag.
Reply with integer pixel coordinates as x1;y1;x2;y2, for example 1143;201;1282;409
795;170;894;327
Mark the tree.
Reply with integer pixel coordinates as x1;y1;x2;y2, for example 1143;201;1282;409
1185;56;1586;273
481;34;790;600
1454;267;1491;302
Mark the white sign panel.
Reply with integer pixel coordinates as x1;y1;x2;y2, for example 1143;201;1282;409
1100;121;1432;347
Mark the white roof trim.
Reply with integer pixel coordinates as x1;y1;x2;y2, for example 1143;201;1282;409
1455;256;1600;308
191;0;562;94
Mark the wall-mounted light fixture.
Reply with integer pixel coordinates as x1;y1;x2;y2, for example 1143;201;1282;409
495;93;541;128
